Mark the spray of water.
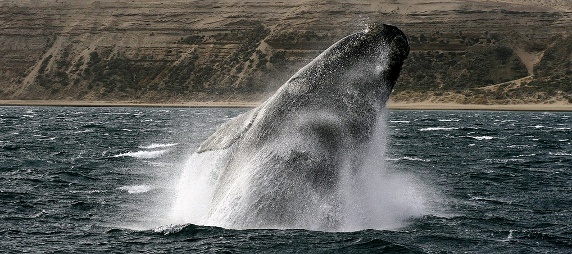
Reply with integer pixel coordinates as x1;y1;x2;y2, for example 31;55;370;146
169;110;428;232
340;110;427;231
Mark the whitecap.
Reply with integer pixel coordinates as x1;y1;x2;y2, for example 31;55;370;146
419;127;458;131
516;153;537;157
74;129;94;134
438;119;460;122
102;112;131;115
507;144;532;148
470;136;494;140
386;156;431;162
502;230;515;242
139;143;178;149
118;185;153;194
390;120;410;123
114;150;168;159
153;224;188;235
549;152;572;156
485;158;525;163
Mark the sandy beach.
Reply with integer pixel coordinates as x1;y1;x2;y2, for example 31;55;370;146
1;100;571;111
387;101;572;111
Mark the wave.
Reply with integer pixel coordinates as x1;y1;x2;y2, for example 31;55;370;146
419;127;458;131
114;150;168;159
506;144;534;148
151;223;227;236
139;143;178;149
469;196;510;204
118;185;154;194
469;136;494;140
549;152;572;156
386;156;431;162
148;224;418;252
516;153;537;157
530;125;545;129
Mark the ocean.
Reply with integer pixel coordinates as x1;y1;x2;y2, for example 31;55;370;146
1;106;570;253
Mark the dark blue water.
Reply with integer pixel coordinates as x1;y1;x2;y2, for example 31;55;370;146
1;107;570;253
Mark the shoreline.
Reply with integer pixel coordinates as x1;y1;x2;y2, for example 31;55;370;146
387;102;572;111
1;100;571;111
0;100;261;108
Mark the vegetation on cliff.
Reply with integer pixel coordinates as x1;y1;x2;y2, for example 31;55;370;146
0;0;570;104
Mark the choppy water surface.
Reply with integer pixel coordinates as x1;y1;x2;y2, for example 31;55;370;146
1;107;570;253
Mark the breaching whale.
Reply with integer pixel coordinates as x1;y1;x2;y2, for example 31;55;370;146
172;23;410;230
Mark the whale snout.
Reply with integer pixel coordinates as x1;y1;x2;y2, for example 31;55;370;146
391;32;410;60
362;23;409;86
364;23;410;61
377;24;410;59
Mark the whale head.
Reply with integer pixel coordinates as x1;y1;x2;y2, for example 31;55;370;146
287;23;409;102
361;23;410;87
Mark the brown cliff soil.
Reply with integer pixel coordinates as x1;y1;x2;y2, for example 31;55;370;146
0;0;570;106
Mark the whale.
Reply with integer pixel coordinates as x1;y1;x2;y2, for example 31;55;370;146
173;23;410;230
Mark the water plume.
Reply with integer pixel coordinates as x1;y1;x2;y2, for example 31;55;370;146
170;111;428;231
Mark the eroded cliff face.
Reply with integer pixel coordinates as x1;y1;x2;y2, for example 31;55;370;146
0;0;571;103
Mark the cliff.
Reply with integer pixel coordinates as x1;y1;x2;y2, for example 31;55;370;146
1;0;571;104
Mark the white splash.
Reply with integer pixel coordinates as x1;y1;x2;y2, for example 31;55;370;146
339;113;427;231
169;112;430;232
119;185;153;194
470;136;494;140
139;143;178;149
171;150;230;225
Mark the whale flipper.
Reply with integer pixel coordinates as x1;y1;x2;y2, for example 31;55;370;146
197;107;261;153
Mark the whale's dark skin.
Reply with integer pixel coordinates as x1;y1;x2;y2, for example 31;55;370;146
196;23;409;229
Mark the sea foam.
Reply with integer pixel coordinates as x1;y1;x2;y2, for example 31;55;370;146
114;150;168;159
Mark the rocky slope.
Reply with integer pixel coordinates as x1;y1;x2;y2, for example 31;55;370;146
0;0;570;104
